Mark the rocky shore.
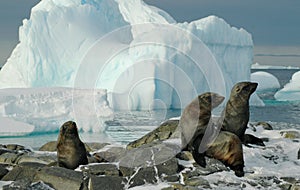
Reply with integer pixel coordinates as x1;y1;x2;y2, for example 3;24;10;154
1;121;300;190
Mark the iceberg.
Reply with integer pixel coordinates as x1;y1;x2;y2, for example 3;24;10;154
275;71;300;101
251;71;280;91
0;88;113;135
0;0;262;110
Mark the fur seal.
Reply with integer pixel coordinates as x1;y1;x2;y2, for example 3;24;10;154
178;92;225;150
220;82;259;142
57;121;88;169
192;131;244;177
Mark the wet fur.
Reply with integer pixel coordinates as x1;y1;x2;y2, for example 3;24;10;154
57;121;88;169
192;131;244;177
179;92;225;150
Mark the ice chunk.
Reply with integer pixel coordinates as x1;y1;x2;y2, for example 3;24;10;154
275;71;300;101
251;71;280;91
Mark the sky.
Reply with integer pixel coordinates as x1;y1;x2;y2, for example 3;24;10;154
0;0;299;67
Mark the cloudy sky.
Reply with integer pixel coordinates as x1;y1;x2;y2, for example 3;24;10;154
0;0;299;66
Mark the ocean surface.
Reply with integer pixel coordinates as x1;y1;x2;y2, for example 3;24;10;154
0;68;300;150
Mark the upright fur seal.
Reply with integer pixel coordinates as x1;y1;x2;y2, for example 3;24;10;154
57;121;88;169
220;82;259;142
179;92;225;150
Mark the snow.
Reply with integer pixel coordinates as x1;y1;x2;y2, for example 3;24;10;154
251;71;280;91
252;62;300;70
0;0;263;110
0;88;113;136
275;71;300;101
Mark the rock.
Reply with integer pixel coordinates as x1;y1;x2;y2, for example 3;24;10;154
176;151;194;161
3;180;55;190
291;183;300;190
184;177;210;188
0;164;9;179
80;163;120;176
280;131;300;139
156;157;178;176
298;148;300;159
127;167;158;188
162;175;180;182
0;152;23;164
126;119;179;150
93;146;126;162
16;152;56;165
181;158;229;177
39;141;57;151
39;141;110;152
34;166;84;190
89;176;126;190
256;122;273;130
2;162;46;181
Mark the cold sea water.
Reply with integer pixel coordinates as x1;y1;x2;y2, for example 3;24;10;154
0;69;300;150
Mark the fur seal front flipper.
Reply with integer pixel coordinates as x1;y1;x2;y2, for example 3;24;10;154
243;134;265;147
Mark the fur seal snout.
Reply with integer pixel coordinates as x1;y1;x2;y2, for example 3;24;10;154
57;121;88;170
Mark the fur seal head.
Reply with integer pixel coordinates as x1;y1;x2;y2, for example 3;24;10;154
57;121;88;170
179;92;225;150
221;82;258;140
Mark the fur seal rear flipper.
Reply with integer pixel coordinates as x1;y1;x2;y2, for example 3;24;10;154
192;131;245;177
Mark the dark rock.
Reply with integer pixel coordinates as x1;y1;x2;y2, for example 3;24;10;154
39;141;57;152
127;167;157;188
156;157;178;176
162;175;180;182
93;146;126;162
81;163;120;176
298;148;300;159
89;176;126;190
0;164;9;179
39;141;110;152
16;152;57;165
0;152;23;165
0;148;14;156
126;119;179;150
2;162;46;182
184;177;210;188
2;178;32;190
34;166;84;190
256;122;273;130
5;144;31;152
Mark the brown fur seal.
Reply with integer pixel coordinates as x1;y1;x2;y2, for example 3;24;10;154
57;121;88;169
220;82;263;145
192;131;244;177
178;92;225;150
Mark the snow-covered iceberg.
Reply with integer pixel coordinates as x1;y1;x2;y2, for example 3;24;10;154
0;88;113;135
0;0;262;110
251;71;280;91
275;71;300;101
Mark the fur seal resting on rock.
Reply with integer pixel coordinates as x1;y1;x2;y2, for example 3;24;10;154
178;92;225;150
57;121;88;169
192;131;244;177
220;82;264;146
